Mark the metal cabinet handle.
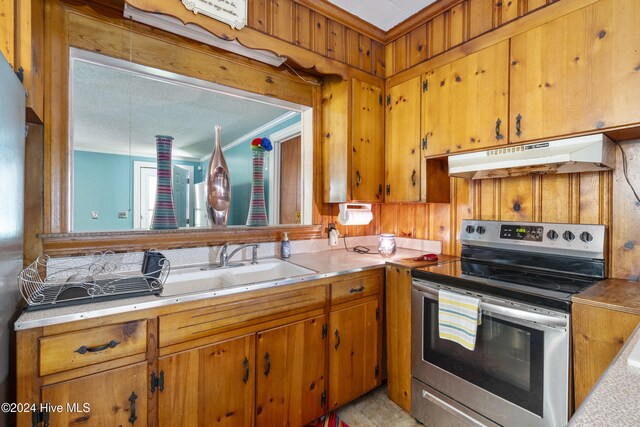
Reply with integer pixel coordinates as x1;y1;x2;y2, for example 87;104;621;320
495;118;504;140
334;329;341;350
264;352;271;377
411;169;417;187
516;114;522;137
128;392;138;425
355;170;361;187
242;357;249;383
349;286;365;294
75;339;120;354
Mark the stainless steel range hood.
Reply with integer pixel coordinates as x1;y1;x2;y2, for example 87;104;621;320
448;134;615;179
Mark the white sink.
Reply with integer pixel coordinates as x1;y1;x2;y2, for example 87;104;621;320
160;258;317;297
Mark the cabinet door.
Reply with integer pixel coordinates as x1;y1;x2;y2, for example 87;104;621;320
256;315;326;427
329;299;379;409
41;362;147;426
510;0;640;143
158;335;255;427
385;266;412;412
422;40;509;156
385;76;422;202
572;303;640;408
352;78;384;202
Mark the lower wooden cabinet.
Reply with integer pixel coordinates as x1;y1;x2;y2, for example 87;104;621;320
158;335;255;427
572;302;640;408
18;271;384;427
384;265;412;412
329;299;380;409
41;362;148;426
256;316;326;426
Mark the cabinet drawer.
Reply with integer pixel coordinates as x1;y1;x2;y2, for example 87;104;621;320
39;320;147;376
331;273;381;306
159;285;326;348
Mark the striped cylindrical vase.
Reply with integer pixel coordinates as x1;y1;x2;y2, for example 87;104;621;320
246;149;268;226
150;135;178;229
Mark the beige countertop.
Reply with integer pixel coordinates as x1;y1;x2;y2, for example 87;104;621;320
15;246;448;331
569;323;640;426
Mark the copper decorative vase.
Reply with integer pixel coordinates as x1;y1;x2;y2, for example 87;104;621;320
206;125;231;226
150;135;178;230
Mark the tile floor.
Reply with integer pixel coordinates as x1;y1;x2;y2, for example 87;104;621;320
336;385;421;426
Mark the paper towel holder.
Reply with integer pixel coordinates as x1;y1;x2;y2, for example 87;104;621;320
338;203;373;226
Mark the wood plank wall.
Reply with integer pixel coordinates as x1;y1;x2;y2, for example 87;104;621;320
247;0;385;77
385;0;551;76
323;142;640;281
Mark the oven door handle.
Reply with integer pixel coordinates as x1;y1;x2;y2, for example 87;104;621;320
413;281;568;329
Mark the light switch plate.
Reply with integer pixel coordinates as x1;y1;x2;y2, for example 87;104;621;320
118;211;129;219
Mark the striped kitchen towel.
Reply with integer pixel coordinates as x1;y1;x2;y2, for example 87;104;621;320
438;289;482;351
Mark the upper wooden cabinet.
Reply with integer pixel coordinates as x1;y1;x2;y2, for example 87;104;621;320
323;75;384;203
422;40;510;156
15;0;44;122
385;76;422;202
509;0;640;143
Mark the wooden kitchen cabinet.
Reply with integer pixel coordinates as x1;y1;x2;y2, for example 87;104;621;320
15;0;44;122
572;302;640;408
41;362;148;426
255;316;326;426
385;76;422;202
322;74;384;203
422;40;510;156
329;300;380;409
509;0;640;143
158;334;255;427
385;265;412;412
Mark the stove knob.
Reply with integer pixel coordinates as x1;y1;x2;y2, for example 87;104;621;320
465;225;476;234
580;231;594;243
476;226;486;235
547;230;559;241
563;230;575;242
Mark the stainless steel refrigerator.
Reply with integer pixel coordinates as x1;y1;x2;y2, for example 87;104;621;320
0;52;26;426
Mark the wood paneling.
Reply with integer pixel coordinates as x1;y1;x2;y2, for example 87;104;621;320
383;0;596;76
0;0;14;66
573;303;640;407
24;123;43;265
407;24;428;68
293;4;311;49
385;265;412;412
611;141;640;281
327;20;346;62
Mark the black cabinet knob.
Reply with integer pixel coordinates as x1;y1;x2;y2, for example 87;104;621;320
580;232;594;243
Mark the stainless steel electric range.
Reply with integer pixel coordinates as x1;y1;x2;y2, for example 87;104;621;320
411;219;606;427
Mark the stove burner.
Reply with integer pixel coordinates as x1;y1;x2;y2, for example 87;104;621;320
461;260;597;295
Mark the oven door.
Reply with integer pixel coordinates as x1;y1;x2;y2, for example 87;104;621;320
411;279;569;427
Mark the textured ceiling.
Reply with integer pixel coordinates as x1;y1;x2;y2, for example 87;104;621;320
326;0;438;31
72;60;295;160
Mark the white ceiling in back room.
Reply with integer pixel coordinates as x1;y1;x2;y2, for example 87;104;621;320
325;0;438;31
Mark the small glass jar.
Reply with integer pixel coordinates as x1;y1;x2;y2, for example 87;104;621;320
378;234;397;258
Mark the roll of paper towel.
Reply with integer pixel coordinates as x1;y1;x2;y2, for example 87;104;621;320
338;203;373;226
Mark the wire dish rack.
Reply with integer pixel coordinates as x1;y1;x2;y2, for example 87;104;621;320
19;251;170;310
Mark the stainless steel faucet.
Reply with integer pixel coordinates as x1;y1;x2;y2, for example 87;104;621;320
219;243;259;267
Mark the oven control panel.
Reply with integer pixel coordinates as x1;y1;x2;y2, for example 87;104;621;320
460;220;606;259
